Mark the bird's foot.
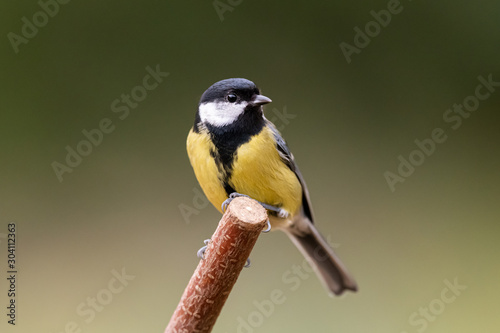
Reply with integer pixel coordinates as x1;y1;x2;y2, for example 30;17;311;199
259;203;290;219
222;192;289;232
221;192;250;212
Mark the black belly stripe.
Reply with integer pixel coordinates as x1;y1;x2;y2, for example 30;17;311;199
205;107;266;196
223;183;236;196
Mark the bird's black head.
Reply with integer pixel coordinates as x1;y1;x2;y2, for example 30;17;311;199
195;78;272;129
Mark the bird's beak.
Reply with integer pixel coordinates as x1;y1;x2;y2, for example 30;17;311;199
252;94;272;106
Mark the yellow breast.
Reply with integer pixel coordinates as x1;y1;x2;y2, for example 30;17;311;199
186;128;228;213
228;127;302;216
186;126;302;217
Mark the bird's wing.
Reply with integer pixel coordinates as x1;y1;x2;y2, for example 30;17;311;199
266;120;315;223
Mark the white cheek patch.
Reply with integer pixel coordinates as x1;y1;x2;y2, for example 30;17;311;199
199;101;247;127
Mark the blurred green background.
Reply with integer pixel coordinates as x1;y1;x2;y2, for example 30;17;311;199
1;0;499;332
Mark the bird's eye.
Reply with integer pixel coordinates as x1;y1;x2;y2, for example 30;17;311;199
227;94;237;103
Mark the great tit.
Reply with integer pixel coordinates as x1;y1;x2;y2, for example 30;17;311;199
186;78;357;296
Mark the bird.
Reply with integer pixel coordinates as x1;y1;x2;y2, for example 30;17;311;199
186;78;357;296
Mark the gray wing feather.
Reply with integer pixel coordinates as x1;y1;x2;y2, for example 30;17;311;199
266;120;314;223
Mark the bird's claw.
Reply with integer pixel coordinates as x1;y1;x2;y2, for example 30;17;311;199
262;219;271;233
221;193;251;212
222;193;286;233
197;239;211;260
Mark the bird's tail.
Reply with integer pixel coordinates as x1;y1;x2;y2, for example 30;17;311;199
284;218;358;296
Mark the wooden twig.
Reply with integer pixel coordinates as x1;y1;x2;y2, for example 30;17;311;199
165;196;268;333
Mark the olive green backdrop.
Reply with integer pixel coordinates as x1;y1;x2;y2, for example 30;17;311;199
1;1;499;332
